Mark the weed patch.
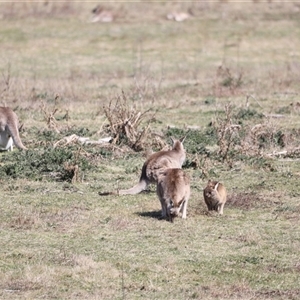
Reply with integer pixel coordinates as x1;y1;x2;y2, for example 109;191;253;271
0;147;94;182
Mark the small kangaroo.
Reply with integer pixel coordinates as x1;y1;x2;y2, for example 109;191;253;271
203;180;227;215
99;137;186;196
157;168;190;222
0;107;27;150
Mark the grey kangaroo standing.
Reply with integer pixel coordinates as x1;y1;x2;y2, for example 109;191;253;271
99;137;186;196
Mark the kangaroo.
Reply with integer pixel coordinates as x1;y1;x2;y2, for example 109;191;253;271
0;107;27;150
203;180;227;215
157;168;190;222
99;137;186;196
90;5;114;23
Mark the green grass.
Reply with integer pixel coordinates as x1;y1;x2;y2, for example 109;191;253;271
0;2;300;299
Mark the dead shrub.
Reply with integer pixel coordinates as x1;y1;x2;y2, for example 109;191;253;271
185;154;211;179
213;104;241;162
240;121;286;157
212;104;289;168
40;95;60;133
103;90;158;151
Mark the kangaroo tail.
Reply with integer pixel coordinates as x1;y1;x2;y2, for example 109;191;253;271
7;122;27;150
99;163;149;196
11;135;27;150
118;179;148;195
98;180;148;196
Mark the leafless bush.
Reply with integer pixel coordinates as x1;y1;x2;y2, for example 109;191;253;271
242;123;279;156
103;90;158;151
213;104;291;166
189;154;211;179
214;104;241;162
40;94;69;134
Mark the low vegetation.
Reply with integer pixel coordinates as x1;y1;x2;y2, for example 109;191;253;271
0;1;300;299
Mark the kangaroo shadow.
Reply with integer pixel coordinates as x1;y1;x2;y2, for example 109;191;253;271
136;210;162;220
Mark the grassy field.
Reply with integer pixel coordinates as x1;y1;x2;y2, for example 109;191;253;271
0;1;300;299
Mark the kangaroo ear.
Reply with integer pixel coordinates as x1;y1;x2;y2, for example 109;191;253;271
170;136;175;145
180;129;190;144
179;136;186;144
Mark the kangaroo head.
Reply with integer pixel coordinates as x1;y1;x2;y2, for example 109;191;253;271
167;199;185;222
170;136;186;167
171;136;185;155
206;179;218;190
170;136;186;150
